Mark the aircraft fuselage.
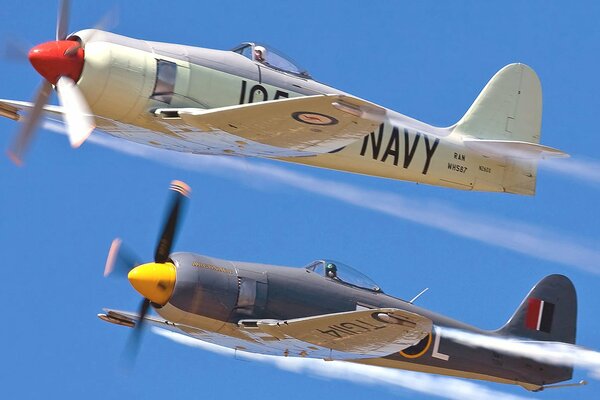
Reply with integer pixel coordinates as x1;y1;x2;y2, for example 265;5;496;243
70;29;534;194
125;252;569;392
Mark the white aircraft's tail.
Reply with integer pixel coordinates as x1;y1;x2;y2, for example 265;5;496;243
454;63;542;143
453;63;566;195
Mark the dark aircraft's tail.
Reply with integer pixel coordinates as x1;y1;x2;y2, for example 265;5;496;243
497;274;577;344
496;274;577;386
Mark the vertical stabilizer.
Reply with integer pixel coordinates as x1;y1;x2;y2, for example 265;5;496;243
496;274;577;385
497;274;577;344
454;63;542;143
454;64;545;195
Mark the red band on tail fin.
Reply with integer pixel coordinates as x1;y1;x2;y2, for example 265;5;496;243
525;298;555;333
526;298;542;330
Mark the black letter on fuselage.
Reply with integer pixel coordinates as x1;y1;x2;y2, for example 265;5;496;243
381;127;400;165
274;90;289;100
360;124;385;159
239;80;247;104
422;134;440;175
403;129;421;169
249;85;268;103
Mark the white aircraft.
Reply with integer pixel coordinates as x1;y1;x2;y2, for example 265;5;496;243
1;1;567;195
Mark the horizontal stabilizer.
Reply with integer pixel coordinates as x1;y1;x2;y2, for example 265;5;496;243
464;139;568;159
254;308;431;356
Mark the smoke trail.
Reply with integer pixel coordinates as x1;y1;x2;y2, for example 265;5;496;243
152;327;532;400
441;327;600;379
542;156;600;186
40;125;600;274
95;132;600;273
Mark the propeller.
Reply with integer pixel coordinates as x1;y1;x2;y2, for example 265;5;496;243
103;238;141;278
4;38;33;62
103;180;192;362
6;0;96;165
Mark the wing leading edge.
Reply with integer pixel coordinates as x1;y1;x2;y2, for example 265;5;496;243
252;308;432;357
156;94;385;153
100;307;432;359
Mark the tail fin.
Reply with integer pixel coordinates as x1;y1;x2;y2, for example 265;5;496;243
454;63;542;143
455;64;550;196
498;274;577;343
497;275;577;386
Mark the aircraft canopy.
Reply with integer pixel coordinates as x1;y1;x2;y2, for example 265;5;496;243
305;259;382;292
231;42;311;78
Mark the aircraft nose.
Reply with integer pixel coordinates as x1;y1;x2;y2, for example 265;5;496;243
28;40;84;85
128;262;176;305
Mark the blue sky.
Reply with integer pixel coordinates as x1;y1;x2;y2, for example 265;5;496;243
1;1;600;399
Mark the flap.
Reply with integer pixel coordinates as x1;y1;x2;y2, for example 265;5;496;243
464;138;568;159
166;95;385;153
255;308;432;356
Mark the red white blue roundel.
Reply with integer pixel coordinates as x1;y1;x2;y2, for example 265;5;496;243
292;111;339;126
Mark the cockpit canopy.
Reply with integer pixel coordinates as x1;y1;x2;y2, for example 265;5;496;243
231;42;312;78
305;259;382;292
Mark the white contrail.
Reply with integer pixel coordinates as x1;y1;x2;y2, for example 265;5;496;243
41;125;600;274
542;157;600;185
441;327;600;379
152;327;531;400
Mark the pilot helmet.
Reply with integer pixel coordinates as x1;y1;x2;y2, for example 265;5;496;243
254;45;267;59
325;262;337;277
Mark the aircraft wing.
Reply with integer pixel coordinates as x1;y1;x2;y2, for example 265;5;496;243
1;95;384;156
98;308;185;333
254;308;432;357
158;95;386;153
0;99;67;119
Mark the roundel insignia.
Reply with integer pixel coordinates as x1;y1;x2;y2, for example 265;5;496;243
291;111;339;126
399;333;432;359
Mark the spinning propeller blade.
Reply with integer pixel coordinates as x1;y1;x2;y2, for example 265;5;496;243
7;81;53;165
3;39;32;62
123;298;151;364
155;181;192;263
56;76;95;148
56;0;71;41
103;180;191;363
104;238;141;278
5;0;113;165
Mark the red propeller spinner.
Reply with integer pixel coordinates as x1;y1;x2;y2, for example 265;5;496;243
28;40;84;85
7;0;96;165
7;1;124;164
